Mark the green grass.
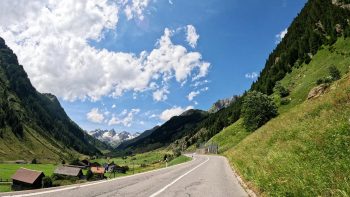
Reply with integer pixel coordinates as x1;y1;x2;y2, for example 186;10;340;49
0;164;56;180
168;155;191;166
206;119;250;153
214;38;350;196
91;150;190;178
0;184;11;192
276;38;350;114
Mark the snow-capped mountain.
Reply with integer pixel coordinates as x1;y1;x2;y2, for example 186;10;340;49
87;129;140;148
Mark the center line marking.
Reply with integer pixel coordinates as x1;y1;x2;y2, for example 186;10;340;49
149;156;210;197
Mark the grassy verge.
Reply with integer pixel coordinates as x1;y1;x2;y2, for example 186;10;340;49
168;155;191;167
0;184;11;192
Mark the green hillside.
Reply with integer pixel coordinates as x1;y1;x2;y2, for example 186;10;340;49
208;36;350;196
116;109;208;154
0;38;109;163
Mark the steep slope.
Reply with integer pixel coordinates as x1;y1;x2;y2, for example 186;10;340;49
208;31;350;196
116;109;208;154
0;37;103;162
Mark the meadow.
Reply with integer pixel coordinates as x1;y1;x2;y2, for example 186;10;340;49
207;38;350;196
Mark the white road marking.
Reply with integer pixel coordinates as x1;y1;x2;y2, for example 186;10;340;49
149;156;210;197
3;156;196;197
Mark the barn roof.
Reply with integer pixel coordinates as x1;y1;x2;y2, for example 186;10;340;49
54;166;82;176
11;168;44;184
91;167;105;174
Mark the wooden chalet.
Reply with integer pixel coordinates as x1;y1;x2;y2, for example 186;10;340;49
11;168;45;191
54;166;83;178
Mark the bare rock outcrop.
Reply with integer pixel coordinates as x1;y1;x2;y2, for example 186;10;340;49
307;84;328;100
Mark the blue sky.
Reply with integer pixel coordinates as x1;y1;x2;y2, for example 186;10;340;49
1;0;307;133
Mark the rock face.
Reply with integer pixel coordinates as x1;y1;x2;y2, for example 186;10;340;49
209;95;239;113
307;84;328;100
88;129;140;148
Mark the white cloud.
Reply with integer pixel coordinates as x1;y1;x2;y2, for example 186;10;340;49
108;108;140;127
186;86;209;101
112;104;116;109
168;0;173;5
152;87;169;102
87;108;104;123
0;1;210;102
186;25;199;48
187;91;200;101
245;72;258;79
159;106;193;121
124;0;149;21
275;28;288;44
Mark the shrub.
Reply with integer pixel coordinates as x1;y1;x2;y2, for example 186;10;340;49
329;65;341;81
241;91;278;131
43;176;52;188
274;82;290;97
316;78;324;85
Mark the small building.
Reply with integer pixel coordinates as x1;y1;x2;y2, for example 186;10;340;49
11;168;45;191
91;167;105;179
207;144;219;154
54;166;83;178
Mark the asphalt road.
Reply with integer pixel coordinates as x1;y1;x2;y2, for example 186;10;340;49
2;154;248;197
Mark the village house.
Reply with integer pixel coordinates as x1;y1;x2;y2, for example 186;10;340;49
11;168;45;191
91;166;105;179
54;166;83;179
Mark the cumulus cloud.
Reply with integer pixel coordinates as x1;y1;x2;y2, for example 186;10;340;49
187;91;200;101
87;108;104;123
123;0;150;21
245;72;258;79
152;87;169;102
186;25;199;48
0;1;210;101
159;106;193;121
186;86;208;101
112;104;116;109
108;108;140;127
275;28;288;44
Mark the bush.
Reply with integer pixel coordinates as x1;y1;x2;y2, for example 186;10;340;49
241;91;278;131
274;82;289;97
329;65;341;81
316;78;324;85
43;176;52;188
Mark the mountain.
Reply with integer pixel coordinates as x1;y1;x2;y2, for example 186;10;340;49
204;0;350;195
88;129;140;148
116;109;208;154
0;37;106;162
208;95;240;113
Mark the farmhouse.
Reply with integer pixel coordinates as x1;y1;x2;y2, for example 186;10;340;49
91;166;105;179
11;168;45;191
54;166;83;178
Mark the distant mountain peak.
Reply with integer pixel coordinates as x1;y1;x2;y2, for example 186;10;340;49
88;129;139;148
